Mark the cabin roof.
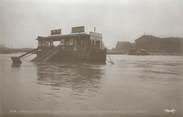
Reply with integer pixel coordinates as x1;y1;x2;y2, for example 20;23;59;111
37;33;90;41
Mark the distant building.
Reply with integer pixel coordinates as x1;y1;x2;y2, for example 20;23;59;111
0;44;6;49
135;35;183;55
112;41;133;54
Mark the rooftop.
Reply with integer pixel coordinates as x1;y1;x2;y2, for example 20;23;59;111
37;33;90;41
136;35;183;41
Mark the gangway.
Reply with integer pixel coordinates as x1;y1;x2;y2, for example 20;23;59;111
32;47;60;62
31;49;52;62
11;49;38;64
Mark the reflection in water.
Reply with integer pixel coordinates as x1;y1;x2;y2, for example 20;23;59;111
11;63;21;68
36;63;105;94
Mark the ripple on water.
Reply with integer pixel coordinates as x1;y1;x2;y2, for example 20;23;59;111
1;54;182;116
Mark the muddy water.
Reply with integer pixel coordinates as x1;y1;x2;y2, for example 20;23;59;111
0;54;182;117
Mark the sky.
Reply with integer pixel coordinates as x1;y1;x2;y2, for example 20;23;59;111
0;0;183;48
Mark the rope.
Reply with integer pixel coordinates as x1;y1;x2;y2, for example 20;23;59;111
107;55;114;64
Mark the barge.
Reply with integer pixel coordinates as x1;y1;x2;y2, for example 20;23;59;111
29;26;107;64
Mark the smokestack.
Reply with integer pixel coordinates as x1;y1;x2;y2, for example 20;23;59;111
94;27;96;32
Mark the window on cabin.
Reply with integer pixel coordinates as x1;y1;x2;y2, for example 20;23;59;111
96;40;100;48
60;40;64;46
69;39;74;46
53;41;60;47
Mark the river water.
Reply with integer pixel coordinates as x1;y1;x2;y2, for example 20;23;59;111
0;54;182;117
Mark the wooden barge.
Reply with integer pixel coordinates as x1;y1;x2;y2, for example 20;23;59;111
30;26;106;64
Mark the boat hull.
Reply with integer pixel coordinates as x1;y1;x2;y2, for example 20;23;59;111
34;48;106;64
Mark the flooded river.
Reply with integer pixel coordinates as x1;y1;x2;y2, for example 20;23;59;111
0;54;182;117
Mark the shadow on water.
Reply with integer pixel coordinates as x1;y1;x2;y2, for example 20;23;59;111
35;62;106;93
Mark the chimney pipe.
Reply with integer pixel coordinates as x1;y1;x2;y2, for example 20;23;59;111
94;27;96;32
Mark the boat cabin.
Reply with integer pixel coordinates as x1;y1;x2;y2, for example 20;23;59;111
37;27;105;51
34;26;106;63
11;26;106;64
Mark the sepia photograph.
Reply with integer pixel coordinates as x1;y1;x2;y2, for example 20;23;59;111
0;0;183;117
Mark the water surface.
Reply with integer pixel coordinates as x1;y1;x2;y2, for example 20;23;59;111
0;54;182;117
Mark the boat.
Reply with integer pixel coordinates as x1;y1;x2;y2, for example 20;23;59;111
11;26;106;64
128;48;150;55
11;57;22;64
32;26;106;64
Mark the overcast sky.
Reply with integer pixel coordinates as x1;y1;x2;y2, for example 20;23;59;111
0;0;183;48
